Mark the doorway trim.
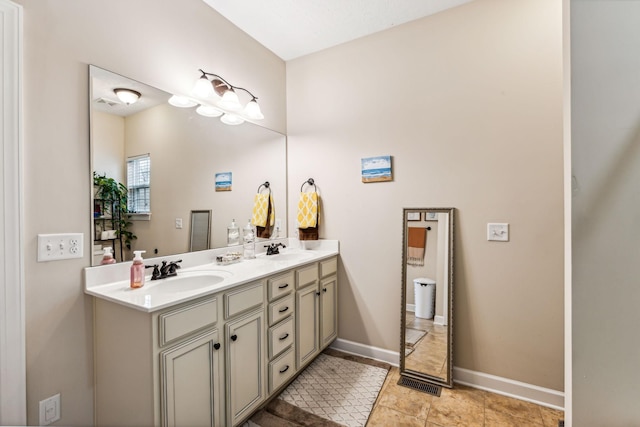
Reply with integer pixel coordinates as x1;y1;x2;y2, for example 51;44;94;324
0;0;26;424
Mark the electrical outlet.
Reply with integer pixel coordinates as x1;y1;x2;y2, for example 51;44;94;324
39;393;61;425
37;233;83;261
275;218;282;231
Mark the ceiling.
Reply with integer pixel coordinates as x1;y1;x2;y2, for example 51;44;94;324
201;0;475;61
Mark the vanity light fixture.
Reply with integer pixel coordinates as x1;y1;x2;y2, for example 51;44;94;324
190;69;264;123
113;88;141;105
168;95;198;108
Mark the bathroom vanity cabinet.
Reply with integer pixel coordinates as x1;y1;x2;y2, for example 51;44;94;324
92;256;337;427
296;257;338;368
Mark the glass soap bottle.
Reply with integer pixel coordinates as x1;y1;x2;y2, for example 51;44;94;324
243;219;255;259
227;219;240;246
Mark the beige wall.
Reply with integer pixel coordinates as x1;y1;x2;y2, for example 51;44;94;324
17;0;285;425
286;0;564;390
572;1;640;424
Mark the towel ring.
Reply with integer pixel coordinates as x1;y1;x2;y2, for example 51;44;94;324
300;178;316;192
257;181;270;193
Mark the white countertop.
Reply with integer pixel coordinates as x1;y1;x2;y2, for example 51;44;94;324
84;239;339;313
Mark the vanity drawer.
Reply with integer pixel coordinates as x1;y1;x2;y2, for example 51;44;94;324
268;316;294;359
268;347;296;393
269;294;294;326
158;297;218;347
296;263;318;289
224;281;264;319
268;271;294;302
320;257;337;278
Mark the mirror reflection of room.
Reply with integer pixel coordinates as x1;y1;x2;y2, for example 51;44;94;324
401;208;453;388
90;66;287;265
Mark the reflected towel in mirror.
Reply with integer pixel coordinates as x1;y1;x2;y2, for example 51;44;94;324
251;193;275;238
407;227;426;266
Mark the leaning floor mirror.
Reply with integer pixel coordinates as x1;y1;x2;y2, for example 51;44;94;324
399;207;455;392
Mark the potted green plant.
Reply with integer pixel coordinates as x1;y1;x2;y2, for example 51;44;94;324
93;172;137;250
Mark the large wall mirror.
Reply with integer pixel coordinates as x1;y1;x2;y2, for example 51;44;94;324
89;65;287;265
400;207;454;389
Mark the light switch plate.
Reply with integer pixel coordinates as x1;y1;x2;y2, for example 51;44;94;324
37;233;84;261
487;223;509;241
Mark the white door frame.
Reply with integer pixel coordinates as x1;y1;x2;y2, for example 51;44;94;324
0;0;26;425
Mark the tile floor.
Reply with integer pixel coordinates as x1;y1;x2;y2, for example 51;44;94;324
367;368;564;426
405;312;448;379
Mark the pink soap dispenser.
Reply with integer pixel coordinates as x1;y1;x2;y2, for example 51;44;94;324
100;247;116;265
130;250;147;289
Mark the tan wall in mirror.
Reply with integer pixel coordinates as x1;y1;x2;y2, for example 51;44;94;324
286;0;564;391
16;0;285;425
124;104;286;256
92;111;125;184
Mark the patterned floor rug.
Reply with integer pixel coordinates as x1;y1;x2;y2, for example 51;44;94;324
276;353;389;427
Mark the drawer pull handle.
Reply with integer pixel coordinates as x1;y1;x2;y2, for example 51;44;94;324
279;333;289;341
278;306;289;313
213;343;220;350
279;365;290;374
278;283;289;289
231;334;238;342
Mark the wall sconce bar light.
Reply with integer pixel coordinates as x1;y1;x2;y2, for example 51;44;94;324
168;69;264;125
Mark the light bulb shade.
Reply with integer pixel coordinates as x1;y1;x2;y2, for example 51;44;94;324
220;113;245;126
196;104;223;117
243;99;264;120
168;95;198;108
192;76;215;98
218;89;242;111
114;88;141;105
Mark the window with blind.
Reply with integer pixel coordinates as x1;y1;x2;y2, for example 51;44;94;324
127;154;151;213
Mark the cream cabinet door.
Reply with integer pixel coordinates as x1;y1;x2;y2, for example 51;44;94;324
226;310;265;426
296;285;320;368
160;329;222;427
320;275;338;348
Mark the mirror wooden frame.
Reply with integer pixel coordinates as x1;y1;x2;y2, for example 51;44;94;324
399;207;455;389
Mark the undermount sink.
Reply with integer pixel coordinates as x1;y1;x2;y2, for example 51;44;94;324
263;252;314;262
152;270;233;293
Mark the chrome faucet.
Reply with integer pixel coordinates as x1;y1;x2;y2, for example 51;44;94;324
265;243;286;255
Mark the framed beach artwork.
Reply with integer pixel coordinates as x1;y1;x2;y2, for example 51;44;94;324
361;155;392;183
215;172;232;191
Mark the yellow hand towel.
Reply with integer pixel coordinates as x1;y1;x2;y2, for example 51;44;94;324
251;193;270;227
297;192;318;228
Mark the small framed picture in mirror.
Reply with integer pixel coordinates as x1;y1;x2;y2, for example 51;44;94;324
407;212;421;221
426;212;437;220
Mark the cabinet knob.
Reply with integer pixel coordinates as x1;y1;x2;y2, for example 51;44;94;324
279;333;289;341
279;365;290;374
213;343;221;350
230;334;238;342
315;291;321;296
278;283;289;289
278;306;289;313
323;288;327;293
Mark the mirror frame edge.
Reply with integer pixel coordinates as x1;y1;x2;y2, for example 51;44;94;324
399;207;455;389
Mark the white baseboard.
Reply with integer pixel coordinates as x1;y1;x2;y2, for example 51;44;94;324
330;338;400;366
330;339;564;410
453;367;564;410
406;304;415;313
434;315;445;326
